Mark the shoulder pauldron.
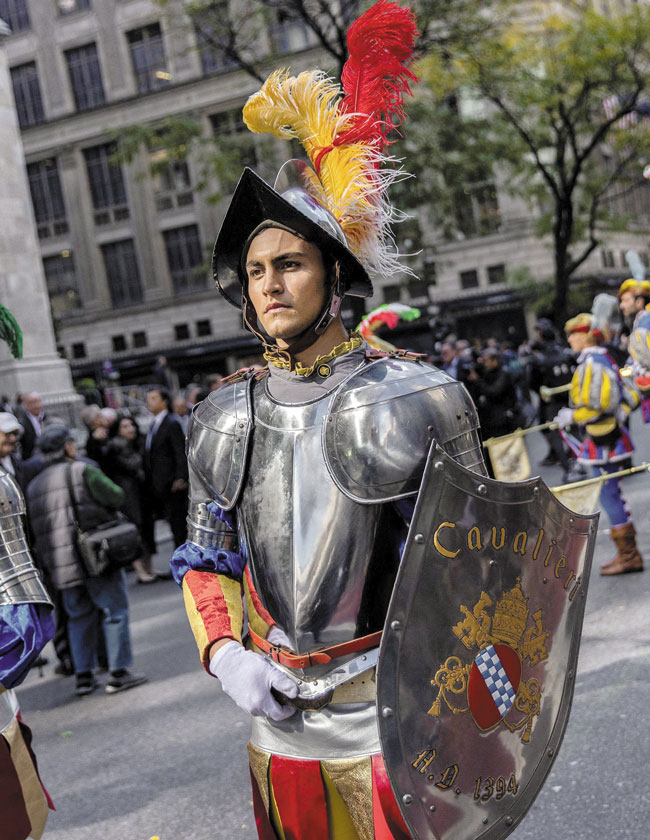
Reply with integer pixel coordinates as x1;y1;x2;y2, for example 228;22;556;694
187;375;254;510
323;357;485;503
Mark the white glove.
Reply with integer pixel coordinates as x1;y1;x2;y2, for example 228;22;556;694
554;407;574;428
267;625;292;647
209;641;298;721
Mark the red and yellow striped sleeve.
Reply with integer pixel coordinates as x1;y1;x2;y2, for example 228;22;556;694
243;566;275;641
182;570;244;670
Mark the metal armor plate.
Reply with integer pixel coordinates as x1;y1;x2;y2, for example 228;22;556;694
324;358;486;503
237;374;404;655
377;444;597;840
0;472;52;607
188;375;253;510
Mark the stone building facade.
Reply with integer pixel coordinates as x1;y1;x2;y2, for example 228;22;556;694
3;0;649;386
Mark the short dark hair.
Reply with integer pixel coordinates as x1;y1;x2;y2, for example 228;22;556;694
148;386;172;410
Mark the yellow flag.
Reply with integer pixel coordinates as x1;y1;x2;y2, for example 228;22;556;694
485;434;531;482
551;481;602;516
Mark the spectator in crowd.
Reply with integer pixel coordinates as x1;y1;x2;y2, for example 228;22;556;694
26;424;147;696
104;416;159;584
528;318;581;481
185;383;202;407
143;388;189;550
439;340;460;378
172;395;191;435
85;407;117;468
153;355;174;391
206;374;223;392
15;391;45;459
0;412;24;488
467;348;521;476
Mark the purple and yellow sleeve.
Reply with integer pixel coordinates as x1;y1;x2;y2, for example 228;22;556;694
182;571;244;671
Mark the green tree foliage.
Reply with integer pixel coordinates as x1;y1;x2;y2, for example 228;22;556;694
408;0;650;325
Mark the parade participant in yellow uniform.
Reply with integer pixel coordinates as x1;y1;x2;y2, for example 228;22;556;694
556;314;642;575
169;3;489;836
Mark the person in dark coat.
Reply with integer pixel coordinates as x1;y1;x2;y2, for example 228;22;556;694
143;387;189;551
104;416;159;584
14;392;45;460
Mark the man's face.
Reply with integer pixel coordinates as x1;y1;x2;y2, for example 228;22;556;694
173;397;188;416
620;291;636;317
567;331;588;353
24;393;42;417
0;429;19;458
147;390;166;414
482;354;499;371
245;228;328;346
440;344;455;363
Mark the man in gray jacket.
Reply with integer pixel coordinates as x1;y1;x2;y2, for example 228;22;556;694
26;425;147;697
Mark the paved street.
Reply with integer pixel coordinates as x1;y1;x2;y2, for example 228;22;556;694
16;416;650;840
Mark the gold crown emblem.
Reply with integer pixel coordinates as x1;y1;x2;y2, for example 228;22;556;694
491;579;529;647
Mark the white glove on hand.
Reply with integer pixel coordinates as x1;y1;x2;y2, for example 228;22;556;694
554;407;574;428
267;625;292;648
209;641;298;721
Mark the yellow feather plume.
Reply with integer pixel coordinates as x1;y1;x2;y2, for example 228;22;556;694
242;68;409;278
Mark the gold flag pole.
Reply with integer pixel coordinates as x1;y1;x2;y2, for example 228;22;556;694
551;462;650;493
482;421;560;447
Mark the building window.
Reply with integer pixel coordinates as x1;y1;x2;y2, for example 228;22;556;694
162;224;205;295
0;0;30;32
269;7;315;54
423;259;437;286
112;334;127;352
487;263;506;285
72;341;86;359
10;62;45;128
383;284;401;304
43;252;80;318
601;249;615;268
57;0;91;15
194;11;237;75
132;330;147;348
196;319;212;337
83;143;129;225
210;110;258;190
460;269;479;289
65;43;105;111
408;279;429;301
101;240;143;308
175;323;190;341
127;23;169;94
454;178;501;238
27;158;68;238
150;149;193;212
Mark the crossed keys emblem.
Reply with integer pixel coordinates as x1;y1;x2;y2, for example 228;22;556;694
427;580;549;742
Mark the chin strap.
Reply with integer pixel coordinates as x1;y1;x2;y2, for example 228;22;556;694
242;262;347;369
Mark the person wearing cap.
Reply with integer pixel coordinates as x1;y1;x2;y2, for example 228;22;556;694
169;6;487;836
555;314;642;575
26;425;148;696
0;411;25;487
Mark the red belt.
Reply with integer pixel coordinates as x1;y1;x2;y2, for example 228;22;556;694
248;625;382;669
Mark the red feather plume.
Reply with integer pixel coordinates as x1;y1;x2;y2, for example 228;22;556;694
336;0;418;150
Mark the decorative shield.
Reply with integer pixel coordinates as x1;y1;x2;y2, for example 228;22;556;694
377;444;598;840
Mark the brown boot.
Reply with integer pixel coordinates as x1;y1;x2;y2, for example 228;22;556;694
601;522;644;575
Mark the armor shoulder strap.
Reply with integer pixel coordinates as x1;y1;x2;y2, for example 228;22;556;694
187;376;253;510
324;357;485;503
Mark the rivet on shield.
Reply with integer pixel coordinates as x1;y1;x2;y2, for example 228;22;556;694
569;518;575;526
568;670;574;679
414;534;424;544
382;706;393;718
543;578;548;584
402;794;413;805
434;459;443;469
477;484;487;495
548;749;554;757
391;620;401;631
505;817;513;827
429;805;436;812
533;486;540;496
489;559;496;566
482;817;488;825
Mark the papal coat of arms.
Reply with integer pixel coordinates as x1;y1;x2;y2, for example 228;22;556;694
428;579;549;742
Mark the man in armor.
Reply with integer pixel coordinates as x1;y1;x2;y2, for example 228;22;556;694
0;305;55;840
171;4;487;836
555;313;642;576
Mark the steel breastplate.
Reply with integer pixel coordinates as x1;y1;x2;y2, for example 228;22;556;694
238;377;404;655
